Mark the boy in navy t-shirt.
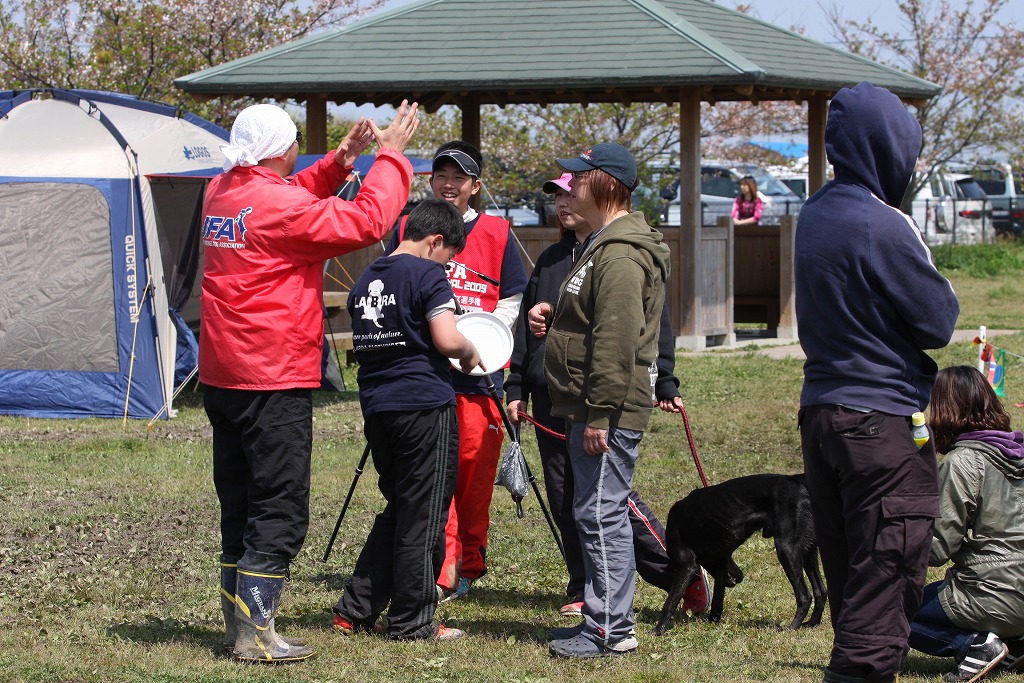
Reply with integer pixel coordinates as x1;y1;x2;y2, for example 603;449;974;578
332;199;481;641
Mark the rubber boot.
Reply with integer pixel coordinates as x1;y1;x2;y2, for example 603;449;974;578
221;554;306;654
220;554;241;653
233;552;315;663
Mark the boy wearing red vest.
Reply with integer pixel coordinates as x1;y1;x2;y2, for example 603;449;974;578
386;141;528;599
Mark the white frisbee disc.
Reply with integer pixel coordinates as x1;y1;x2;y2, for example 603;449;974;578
449;311;513;376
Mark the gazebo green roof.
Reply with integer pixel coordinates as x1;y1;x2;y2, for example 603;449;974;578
175;0;941;351
175;0;939;109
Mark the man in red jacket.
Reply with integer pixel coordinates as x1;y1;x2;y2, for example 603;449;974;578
200;101;418;663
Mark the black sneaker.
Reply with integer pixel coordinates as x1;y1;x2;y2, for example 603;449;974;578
944;632;1007;683
547;622;637;644
997;635;1024;673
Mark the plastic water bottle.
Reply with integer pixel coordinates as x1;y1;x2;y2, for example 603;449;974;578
911;412;929;448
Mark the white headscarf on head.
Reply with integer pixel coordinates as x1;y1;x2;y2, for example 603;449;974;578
221;104;298;171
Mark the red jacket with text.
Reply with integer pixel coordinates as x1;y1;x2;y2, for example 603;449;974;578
199;148;412;390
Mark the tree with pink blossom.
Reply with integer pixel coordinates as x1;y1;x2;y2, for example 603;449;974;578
826;0;1024;206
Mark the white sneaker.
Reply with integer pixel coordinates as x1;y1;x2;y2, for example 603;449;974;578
607;635;639;652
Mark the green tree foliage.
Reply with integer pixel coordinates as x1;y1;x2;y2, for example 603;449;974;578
0;0;383;126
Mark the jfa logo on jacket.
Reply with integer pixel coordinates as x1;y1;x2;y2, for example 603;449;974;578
203;207;252;249
355;279;396;328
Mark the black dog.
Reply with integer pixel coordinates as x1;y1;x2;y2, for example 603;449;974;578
653;473;826;634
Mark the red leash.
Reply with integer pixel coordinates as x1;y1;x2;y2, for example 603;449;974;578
520;412;566;440
679;405;710;488
519;407;710;488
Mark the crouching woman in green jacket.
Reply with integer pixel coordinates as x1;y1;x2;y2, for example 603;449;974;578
908;365;1024;683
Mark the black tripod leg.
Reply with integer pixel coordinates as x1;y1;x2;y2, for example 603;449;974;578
324;311;347;391
323;442;372;562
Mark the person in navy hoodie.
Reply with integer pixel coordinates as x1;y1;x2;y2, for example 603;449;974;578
332;199;480;641
795;81;960;683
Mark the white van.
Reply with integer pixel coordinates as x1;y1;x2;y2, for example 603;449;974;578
960;163;1022;237
909;171;958;236
909;170;991;244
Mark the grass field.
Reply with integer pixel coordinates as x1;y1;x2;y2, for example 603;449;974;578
1;243;1023;682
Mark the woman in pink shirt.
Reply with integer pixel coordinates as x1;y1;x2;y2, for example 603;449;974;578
732;175;763;226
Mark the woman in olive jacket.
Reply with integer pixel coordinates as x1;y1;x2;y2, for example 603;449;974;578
908;365;1024;680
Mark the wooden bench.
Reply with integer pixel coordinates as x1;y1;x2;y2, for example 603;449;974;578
732;218;796;337
325;332;354;351
734;225;780;326
322;290;349;315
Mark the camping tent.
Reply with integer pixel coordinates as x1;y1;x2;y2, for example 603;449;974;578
0;89;228;420
0;90;436;418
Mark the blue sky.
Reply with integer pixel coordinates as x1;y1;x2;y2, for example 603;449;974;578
367;0;1024;46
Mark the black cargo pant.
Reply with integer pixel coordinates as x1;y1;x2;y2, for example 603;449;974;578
800;404;939;683
335;405;458;639
205;386;313;561
533;390;674;599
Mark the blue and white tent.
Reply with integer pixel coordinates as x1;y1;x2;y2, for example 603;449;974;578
0;89;228;420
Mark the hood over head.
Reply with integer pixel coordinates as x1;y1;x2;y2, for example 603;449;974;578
957;430;1024;459
956;430;1024;480
825;81;922;208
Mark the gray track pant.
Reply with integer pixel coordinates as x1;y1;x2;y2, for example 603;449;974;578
567;422;644;646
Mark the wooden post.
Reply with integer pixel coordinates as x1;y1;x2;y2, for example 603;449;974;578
777;215;797;339
676;88;704;350
306;94;328;154
807;94;828;196
460;94;482;210
719;216;735;348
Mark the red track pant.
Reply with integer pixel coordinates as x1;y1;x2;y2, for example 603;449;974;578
437;394;504;590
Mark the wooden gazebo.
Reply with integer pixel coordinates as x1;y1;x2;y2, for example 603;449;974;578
175;0;939;348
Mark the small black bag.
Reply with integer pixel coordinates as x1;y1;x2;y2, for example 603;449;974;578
494;439;530;517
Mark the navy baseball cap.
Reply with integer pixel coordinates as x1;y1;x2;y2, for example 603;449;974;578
433;149;481;178
556;142;638;190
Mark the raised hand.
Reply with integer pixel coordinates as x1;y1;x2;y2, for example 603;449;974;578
368;100;419;154
334;118;374;168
